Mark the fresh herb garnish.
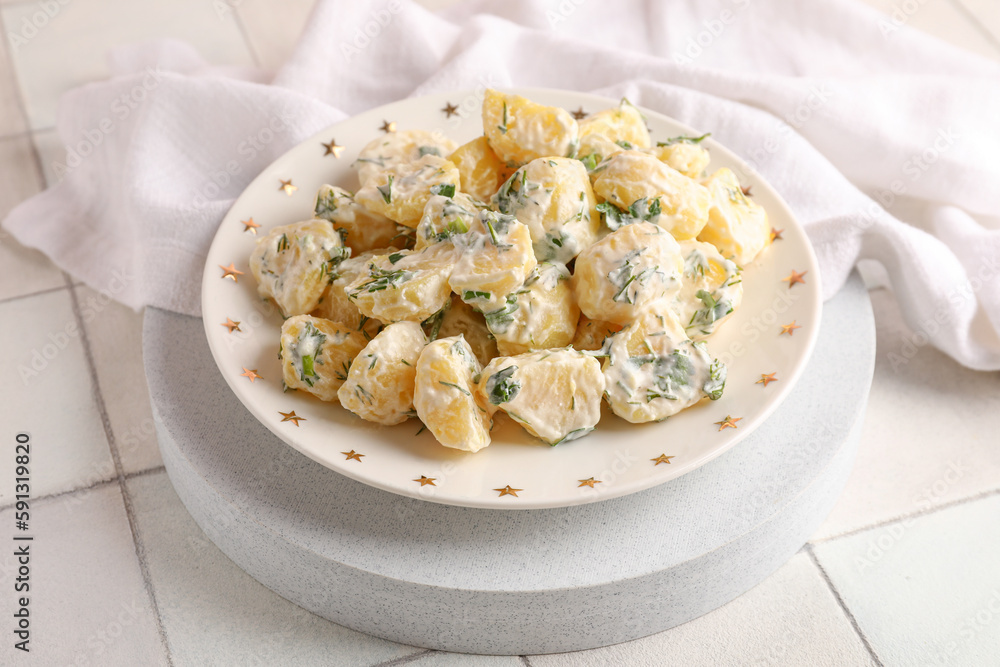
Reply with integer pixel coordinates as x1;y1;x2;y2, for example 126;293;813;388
485;365;520;405
430;183;456;198
657;132;711;146
377;175;393;204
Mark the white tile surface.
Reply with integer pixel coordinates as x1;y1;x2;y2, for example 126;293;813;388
813;494;1000;667
30;128;66;186
77;285;163;474
858;0;1000;60
0;484;168;665
812;288;1000;540
0;135;66;301
127;471;422;666
0;26;27;136
235;0;317;70
529;552;876;667
1;0;254;130
0;289;114;504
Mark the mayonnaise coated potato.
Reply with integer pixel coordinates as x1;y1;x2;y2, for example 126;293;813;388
436;295;498;366
338;321;427;425
483;89;580;166
487;262;580;356
355;154;461;228
698;167;770;266
602;304;727;423
449;210;537;313
415;192;482;250
354;129;458;187
478;349;605;445
413;336;494;452
448;136;509;201
345;243;458;323
577;98;651;168
279;315;369;402
648;135;712;179
249;219;349;318
314;185;401;254
673;240;743;341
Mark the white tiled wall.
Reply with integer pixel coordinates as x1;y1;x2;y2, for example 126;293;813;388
1;1;998;665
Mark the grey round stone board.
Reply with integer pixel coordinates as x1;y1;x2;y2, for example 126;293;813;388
144;275;874;655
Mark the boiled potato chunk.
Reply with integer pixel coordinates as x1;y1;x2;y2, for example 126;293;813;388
345;243;459;323
572;316;624;352
415;192;482;250
592;150;710;240
602;304;727;423
673;240;743;341
337;321;427;425
478;349;604;445
493;156;600;263
437;295;498;366
355;155;460;228
482;89;579;166
449;136;507;201
577;98;651;166
313;248;397;339
279;315;368;402
571;221;684;326
414;336;494;452
649;138;711;179
698;168;770;266
450;211;537;313
354;129;458;187
313;185;401;254
250;219;348;318
487;262;579;356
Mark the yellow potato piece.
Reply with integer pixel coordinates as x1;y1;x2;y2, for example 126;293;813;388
414;336;493;453
354;129;458;187
482;89;580;166
338;321;427;425
313;184;402;254
450;211;537;313
488;262;580;356
648;140;711;179
345;243;459;323
478;349;604;445
448;136;507;201
577;98;651;166
415;192;482;250
313;248;397;338
673;240;743;341
572;316;623;352
602;304;727;423
493;156;600;263
355;154;460;228
279;315;368;402
436;295;498;367
249;219;348;318
592;150;710;240
571;221;684;326
697;168;770;266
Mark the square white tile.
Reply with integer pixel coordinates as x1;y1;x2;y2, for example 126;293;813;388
0;135;66;301
812;288;1000;540
857;0;1000;60
0;484;168;664
127;471;423;666
529;552;876;666
0;23;27;136
235;0;317;70
813;494;1000;667
76;285;162;474
0;289;115;504
1;0;254;130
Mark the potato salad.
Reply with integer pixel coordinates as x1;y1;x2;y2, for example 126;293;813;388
249;90;772;453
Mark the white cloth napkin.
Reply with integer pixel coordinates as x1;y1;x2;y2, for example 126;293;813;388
4;0;1000;369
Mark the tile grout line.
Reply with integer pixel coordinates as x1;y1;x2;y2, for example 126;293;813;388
945;0;1000;52
810;485;1000;545
369;649;437;666
66;282;175;667
0;465;166;512
520;655;534;666
0;283;68;306
805;545;885;667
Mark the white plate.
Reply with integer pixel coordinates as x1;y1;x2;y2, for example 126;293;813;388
201;88;821;510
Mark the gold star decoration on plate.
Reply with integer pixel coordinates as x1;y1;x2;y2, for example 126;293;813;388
780;321;802;336
279;410;305;426
240;367;262;383
741;185;753;197
651;454;674;466
570;107;587;120
756;372;778;387
219;263;244;281
783;269;807;288
770;227;784;243
715;415;742;431
342;449;364;462
241;217;261;235
321;139;344;158
220;317;241;333
578;477;602;488
279;179;298;196
494;485;522;497
441;102;458;118
414;475;436;486
379;120;397;133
